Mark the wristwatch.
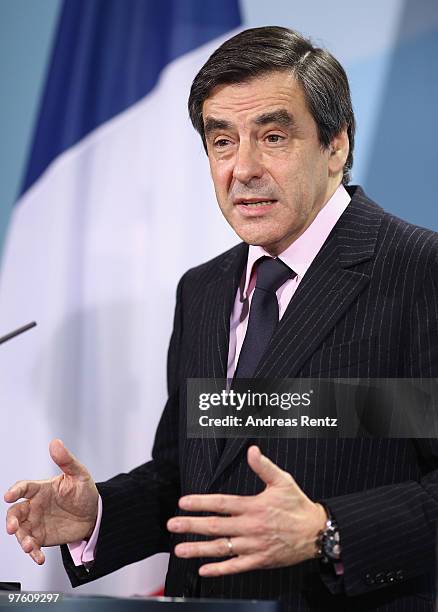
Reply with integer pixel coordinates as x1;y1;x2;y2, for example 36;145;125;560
316;513;342;563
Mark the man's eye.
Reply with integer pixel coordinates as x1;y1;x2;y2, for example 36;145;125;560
266;134;284;143
214;138;231;148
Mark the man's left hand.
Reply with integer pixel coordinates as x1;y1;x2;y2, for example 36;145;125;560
167;445;327;577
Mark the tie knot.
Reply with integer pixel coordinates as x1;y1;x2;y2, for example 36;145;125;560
255;257;295;294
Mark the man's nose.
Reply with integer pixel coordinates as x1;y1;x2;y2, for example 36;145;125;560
232;142;263;184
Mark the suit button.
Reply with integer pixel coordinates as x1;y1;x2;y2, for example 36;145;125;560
365;573;375;585
396;570;404;582
386;571;395;583
375;572;386;584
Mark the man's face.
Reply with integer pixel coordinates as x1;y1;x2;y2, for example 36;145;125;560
202;71;347;255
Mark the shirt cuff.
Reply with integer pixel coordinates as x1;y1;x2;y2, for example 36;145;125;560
67;495;102;567
334;561;344;575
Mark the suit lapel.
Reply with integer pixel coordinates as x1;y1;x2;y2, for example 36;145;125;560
195;243;248;479
196;243;248;378
208;188;384;487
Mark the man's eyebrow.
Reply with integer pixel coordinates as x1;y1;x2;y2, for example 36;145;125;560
254;110;295;128
203;110;295;137
204;117;234;137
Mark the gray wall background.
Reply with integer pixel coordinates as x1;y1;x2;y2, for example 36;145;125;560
0;0;61;252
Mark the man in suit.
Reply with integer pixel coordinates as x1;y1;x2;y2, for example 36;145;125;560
5;26;438;611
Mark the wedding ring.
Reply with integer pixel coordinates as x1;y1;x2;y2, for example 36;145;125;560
226;537;234;556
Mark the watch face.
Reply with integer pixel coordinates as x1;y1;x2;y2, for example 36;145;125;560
323;521;341;561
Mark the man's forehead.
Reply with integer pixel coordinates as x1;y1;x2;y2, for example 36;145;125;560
202;72;306;130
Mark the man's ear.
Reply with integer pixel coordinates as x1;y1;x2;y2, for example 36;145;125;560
328;128;349;176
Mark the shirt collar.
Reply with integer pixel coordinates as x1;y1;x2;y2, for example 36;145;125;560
242;184;351;299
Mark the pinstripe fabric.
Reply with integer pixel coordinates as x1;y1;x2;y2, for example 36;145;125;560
62;186;438;611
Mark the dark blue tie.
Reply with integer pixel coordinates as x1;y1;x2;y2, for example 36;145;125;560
235;257;296;379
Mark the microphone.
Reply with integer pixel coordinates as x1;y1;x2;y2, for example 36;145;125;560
0;322;37;345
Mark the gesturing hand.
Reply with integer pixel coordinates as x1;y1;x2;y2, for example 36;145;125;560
167;445;327;577
4;439;99;565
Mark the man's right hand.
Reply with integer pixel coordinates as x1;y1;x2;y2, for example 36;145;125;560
4;439;99;565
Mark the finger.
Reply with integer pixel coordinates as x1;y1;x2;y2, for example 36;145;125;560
6;515;20;536
175;536;256;559
14;525;39;555
4;481;41;503
179;493;249;515
30;548;45;565
49;438;88;478
6;501;30;534
247;445;294;487
18;534;36;555
199;553;265;577
167;515;245;537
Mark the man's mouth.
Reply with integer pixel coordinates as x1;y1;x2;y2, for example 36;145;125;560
235;199;276;207
233;198;277;216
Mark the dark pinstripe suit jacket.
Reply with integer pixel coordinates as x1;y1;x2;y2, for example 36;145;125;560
63;186;438;611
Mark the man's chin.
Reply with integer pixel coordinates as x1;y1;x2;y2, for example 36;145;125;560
234;232;267;248
238;234;283;255
224;215;293;253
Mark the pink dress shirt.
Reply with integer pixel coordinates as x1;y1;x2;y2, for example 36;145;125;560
69;184;351;568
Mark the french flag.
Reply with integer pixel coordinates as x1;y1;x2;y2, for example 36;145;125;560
0;0;240;597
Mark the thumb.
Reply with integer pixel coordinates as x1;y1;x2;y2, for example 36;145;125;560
247;445;295;487
49;439;89;479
